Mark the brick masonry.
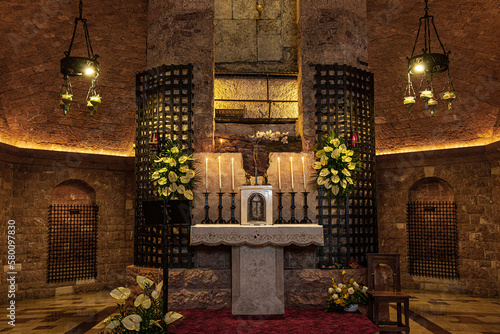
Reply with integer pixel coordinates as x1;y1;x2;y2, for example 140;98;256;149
0;0;148;156
0;143;135;304
377;142;500;297
147;0;215;152
297;0;369;151
367;0;500;153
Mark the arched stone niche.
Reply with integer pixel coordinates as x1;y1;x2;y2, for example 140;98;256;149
51;179;96;205
409;177;454;202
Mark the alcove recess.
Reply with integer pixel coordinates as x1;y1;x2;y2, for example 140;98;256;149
214;72;302;175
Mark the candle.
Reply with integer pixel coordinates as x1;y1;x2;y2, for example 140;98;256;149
218;156;222;191
205;157;208;192
231;157;234;192
278;157;281;191
302;156;306;192
290;157;294;191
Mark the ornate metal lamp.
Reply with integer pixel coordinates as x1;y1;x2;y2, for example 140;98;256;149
59;0;101;116
404;0;456;116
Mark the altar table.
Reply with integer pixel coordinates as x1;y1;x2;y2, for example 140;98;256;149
191;224;324;315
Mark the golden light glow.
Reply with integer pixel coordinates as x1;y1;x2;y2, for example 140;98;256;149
414;65;424;72
85;68;95;75
376;139;492;156
0;138;132;157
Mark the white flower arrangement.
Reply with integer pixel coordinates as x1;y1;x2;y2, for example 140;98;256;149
313;131;361;199
99;276;184;333
326;270;368;312
150;141;197;201
250;130;289;144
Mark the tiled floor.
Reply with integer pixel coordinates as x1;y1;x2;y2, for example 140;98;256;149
0;289;499;333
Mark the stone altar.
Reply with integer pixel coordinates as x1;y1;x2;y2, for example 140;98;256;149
191;224;324;315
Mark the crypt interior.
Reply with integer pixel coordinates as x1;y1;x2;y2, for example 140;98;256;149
0;0;499;333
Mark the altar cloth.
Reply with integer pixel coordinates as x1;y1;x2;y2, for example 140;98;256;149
172;308;380;334
190;224;324;247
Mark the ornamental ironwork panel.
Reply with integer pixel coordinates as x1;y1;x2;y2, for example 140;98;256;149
134;64;194;268
407;201;459;279
314;64;377;267
47;204;98;283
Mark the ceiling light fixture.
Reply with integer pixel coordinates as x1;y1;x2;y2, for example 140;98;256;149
59;0;101;116
404;0;456;116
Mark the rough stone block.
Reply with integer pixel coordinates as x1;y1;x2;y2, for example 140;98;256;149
258;35;283;61
215;0;233;19
215;20;257;62
270;102;299;118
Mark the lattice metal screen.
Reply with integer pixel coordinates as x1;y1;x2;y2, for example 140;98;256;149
47;205;98;283
407;201;459;279
314;64;377;267
134;64;194;268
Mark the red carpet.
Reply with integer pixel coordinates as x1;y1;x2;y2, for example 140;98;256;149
171;308;380;334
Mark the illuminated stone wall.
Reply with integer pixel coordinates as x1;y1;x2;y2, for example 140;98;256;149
214;0;298;73
367;0;500;153
0;0;148;156
0;143;135;303
377;142;500;297
297;0;369;150
147;0;215;152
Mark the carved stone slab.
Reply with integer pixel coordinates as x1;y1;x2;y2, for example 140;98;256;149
232;246;284;315
190;224;324;247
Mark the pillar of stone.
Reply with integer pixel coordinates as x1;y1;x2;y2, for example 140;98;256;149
147;0;215;152
297;0;368;150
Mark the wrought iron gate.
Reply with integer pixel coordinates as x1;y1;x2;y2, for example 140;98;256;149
314;64;377;267
134;64;194;268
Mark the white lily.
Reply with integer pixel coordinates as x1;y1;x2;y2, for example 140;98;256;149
122;314;142;331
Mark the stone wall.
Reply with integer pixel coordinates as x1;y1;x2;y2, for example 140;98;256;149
297;0;368;150
376;142;500;297
126;265;367;309
367;0;500;153
0;143;135;303
215;0;298;73
0;0;147;156
147;0;215;152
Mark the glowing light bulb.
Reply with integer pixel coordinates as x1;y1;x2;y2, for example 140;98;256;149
85;68;95;75
414;65;424;72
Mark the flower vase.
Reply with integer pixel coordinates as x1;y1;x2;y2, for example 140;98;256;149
344;304;358;312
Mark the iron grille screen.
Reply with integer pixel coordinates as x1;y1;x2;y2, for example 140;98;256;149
135;64;194;268
314;64;377;267
407;201;459;279
47;204;98;283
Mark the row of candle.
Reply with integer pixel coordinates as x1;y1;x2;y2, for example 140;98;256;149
205;156;308;192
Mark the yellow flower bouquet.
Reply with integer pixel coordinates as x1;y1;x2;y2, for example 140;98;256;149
326;270;368;312
312;131;362;200
99;276;184;333
150;141;197;201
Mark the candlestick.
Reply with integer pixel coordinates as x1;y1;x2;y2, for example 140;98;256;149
231;157;234;191
302;156;306;192
205;157;208;192
218;156;221;191
290;157;294;192
278;157;281;191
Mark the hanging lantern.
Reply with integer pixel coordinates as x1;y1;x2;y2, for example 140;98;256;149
404;0;456;115
59;0;101;116
404;73;416;114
